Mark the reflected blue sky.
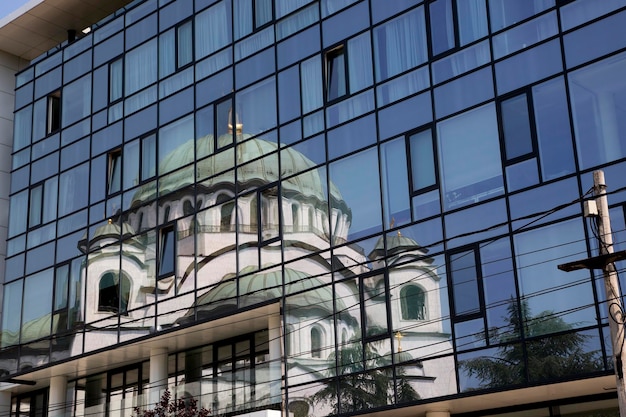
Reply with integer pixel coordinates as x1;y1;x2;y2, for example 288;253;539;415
0;0;28;20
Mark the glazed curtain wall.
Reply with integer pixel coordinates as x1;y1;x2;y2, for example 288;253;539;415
3;0;626;415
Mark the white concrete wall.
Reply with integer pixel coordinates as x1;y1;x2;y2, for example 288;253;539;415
0;49;22;319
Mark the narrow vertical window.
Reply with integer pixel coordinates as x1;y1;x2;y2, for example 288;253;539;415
141;134;157;181
500;93;534;161
428;0;488;57
109;58;123;103
47;91;61;134
177;20;193;68
326;46;347;101
108;150;122;195
400;285;426;320
311;327;322;358
255;0;273;28
408;129;437;193
29;185;43;228
159;226;175;278
448;249;481;317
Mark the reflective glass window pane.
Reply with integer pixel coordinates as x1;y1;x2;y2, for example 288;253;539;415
376;66;429;106
409;130;436;192
347;32;373;93
326;47;347;101
22;269;54;343
495;39;561;95
9;191;28;237
437;103;503;210
329;147;382;241
514;219;596;332
493;11;557;59
488;0;554;32
563;10;626;69
301;56;323;113
449;249;480;316
195;0;232;59
237;77;277;137
430;0;455;56
109;58;123;102
374;7;427;82
59;163;89;217
457;0;488;46
177;21;193;67
560;0;626;31
378;91;432;140
569;51;626;170
532;77;575;181
432;40;490;85
158;115;194;175
434;66;494;118
1;280;23;348
501;94;533;160
13;106;32;151
125;39;158;95
380;137;410;227
506;158;539;192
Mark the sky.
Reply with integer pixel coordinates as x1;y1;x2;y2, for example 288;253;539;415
0;0;29;20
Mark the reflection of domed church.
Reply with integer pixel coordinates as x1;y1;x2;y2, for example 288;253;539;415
78;119;455;413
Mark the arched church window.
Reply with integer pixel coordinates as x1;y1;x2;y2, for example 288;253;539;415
311;327;323;358
216;193;235;231
183;199;194;216
292;204;299;231
400;285;426;320
98;272;131;314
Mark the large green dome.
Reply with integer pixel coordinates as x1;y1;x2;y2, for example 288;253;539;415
131;133;349;216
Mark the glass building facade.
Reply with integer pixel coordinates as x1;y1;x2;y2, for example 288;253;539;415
2;0;626;415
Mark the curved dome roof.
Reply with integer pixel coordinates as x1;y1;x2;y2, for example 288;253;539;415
78;219;138;253
368;232;430;261
177;265;350;324
131;133;349;217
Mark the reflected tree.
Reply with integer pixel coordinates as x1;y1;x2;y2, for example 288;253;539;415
312;341;420;415
133;389;211;417
461;299;603;389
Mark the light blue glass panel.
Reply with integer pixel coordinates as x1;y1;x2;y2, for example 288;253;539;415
495;39;561;95
59;163;89;217
275;0;314;18
8;191;28;237
329;147;382;241
327;114;376;160
158;115;194;174
412;190;441;221
237;77;277;137
62;74;92;128
1;280;23;348
276;4;318;40
63;51;92;84
432;40;490;84
347;32;373;93
569;51;626;170
378;91;432;140
303;110;324;137
381;137;411;228
434;67;493;118
93;32;123;68
21;269;54;342
14;82;33;111
13;106;32;151
25;242;54;275
126;12;157;50
16;67;34;89
377;66;429;106
371;0;420;23
564;10;626;69
326;90;374;128
159;28;176;78
159;87;194;126
532;77;575;181
235;47;275;89
277;24;320;69
322;0;358;17
301;56;323;114
514;219;595;331
125;39;158;95
236;27;274;60
457;0;488;46
560;0;626;31
31;152;58;184
159;67;194;99
195;0;231;59
125;86;157;116
445;198;508;249
322;1;369;48
430;0;455;56
509;177;579;230
492;11;557;59
488;0;554;32
506;158;539;192
196;49;232;81
437;103;503;210
278;67;301;123
374;7;427;82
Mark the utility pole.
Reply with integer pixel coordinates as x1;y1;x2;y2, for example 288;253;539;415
558;170;626;417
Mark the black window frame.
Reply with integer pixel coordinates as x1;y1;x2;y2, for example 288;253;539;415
447;245;485;322
47;90;61;135
175;19;194;70
107;148;123;196
325;44;349;103
497;88;541;171
158;223;176;280
109;56;124;104
406;126;440;196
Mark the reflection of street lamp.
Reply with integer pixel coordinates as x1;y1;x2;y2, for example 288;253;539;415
395;331;403;353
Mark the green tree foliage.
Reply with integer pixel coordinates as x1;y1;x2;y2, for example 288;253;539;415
313;342;420;415
461;299;603;389
132;389;211;417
